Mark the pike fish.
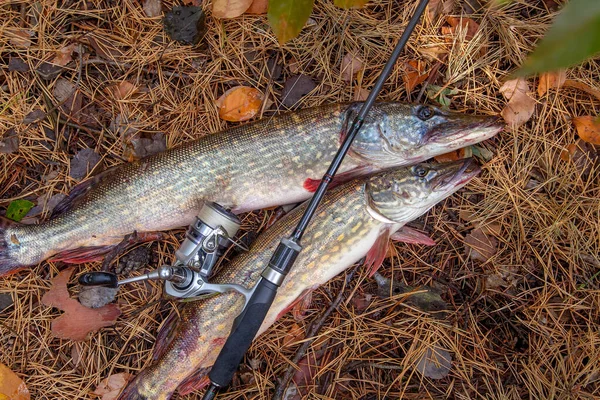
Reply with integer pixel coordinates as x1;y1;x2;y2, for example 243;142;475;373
0;103;501;275
118;159;480;400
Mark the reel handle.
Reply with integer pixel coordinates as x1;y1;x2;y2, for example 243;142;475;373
78;271;119;288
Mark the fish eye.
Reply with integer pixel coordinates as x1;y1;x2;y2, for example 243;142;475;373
413;166;428;178
417;106;434;121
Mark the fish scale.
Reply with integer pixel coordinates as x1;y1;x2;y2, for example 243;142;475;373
0;102;502;275
118;160;480;400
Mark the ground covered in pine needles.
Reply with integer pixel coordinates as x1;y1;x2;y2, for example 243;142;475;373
1;0;599;398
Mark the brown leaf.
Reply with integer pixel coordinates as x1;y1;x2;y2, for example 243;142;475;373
53;78;82;117
464;228;498;262
563;79;600;103
0;363;30;400
427;0;453;21
213;0;253;18
88;36;124;60
499;78;536;128
445;16;479;40
51;44;76;67
93;373;132;400
415;346;452;379
0;129;19;154
434;146;472;163
283;322;305;346
403;60;429;93
216;86;264;122
354;87;370;101
560;139;600;178
341;53;363;82
41;268;121;341
537;70;566;96
143;0;162;17
281;75;317;107
112;81;138;100
246;0;268;14
7;28;33;49
573;116;600;145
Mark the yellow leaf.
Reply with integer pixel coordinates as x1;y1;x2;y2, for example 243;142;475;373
213;0;253;18
573;116;600;145
216;86;264;122
403;60;429;93
537;70;566;96
0;364;30;400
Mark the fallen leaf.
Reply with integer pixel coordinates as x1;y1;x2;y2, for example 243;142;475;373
8;57;29;72
403;60;428;93
445;16;479;40
537;70;566;96
143;0;162;17
93;373;132;400
485;274;507;289
573;116;600;145
426;84;458;109
415;346;452;379
6;200;35;222
0;129;19;154
130;132;167;158
283;322;305;346
112;81;138;100
7;28;33;48
434;146;472;163
25;193;67;218
334;0;368;9
354;87;370;101
341;53;363;82
213;0;253;18
480;223;502;237
281;75;317;107
373;273;448;313
518;0;600;75
0;363;30;400
23;109;46;124
88;36;124;60
53;78;82;117
51;44;76;67
464;227;498;262
499;78;536;128
164;5;207;45
561;138;600;177
470;144;494;162
427;0;453;21
563;79;600;102
70;148;101;180
0;293;13;312
41;268;121;341
351;293;373;311
216;86;264;122
246;0;268;14
268;0;315;44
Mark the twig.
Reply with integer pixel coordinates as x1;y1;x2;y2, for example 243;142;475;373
272;266;359;400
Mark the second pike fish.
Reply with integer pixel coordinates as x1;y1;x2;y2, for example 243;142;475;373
118;158;480;399
0;103;501;275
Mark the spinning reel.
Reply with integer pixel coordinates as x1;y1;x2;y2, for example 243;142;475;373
79;202;252;303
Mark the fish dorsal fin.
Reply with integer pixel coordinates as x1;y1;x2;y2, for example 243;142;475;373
177;367;212;395
390;226;436;246
152;310;181;361
364;229;391;277
51;166;115;218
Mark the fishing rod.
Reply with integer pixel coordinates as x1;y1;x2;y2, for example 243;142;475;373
79;0;429;396
202;0;430;398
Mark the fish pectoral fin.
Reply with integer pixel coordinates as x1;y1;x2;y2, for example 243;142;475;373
50;246;113;264
365;229;391;278
177;367;211;396
276;288;314;321
303;165;374;193
390;226;436;246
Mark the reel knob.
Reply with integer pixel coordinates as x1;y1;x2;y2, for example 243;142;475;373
78;271;119;288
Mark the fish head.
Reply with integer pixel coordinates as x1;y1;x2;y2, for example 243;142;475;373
347;102;503;167
365;158;480;223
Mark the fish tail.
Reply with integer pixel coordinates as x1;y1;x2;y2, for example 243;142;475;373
0;217;26;276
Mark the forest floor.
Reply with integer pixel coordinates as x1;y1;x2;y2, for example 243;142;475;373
1;0;599;399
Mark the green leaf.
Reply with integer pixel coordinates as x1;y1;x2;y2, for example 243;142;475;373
6;199;34;222
334;0;368;9
268;0;314;44
518;0;600;75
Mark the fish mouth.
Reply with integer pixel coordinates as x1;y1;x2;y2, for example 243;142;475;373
431;158;481;190
427;115;504;145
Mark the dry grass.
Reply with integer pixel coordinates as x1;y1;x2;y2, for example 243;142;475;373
1;0;600;398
